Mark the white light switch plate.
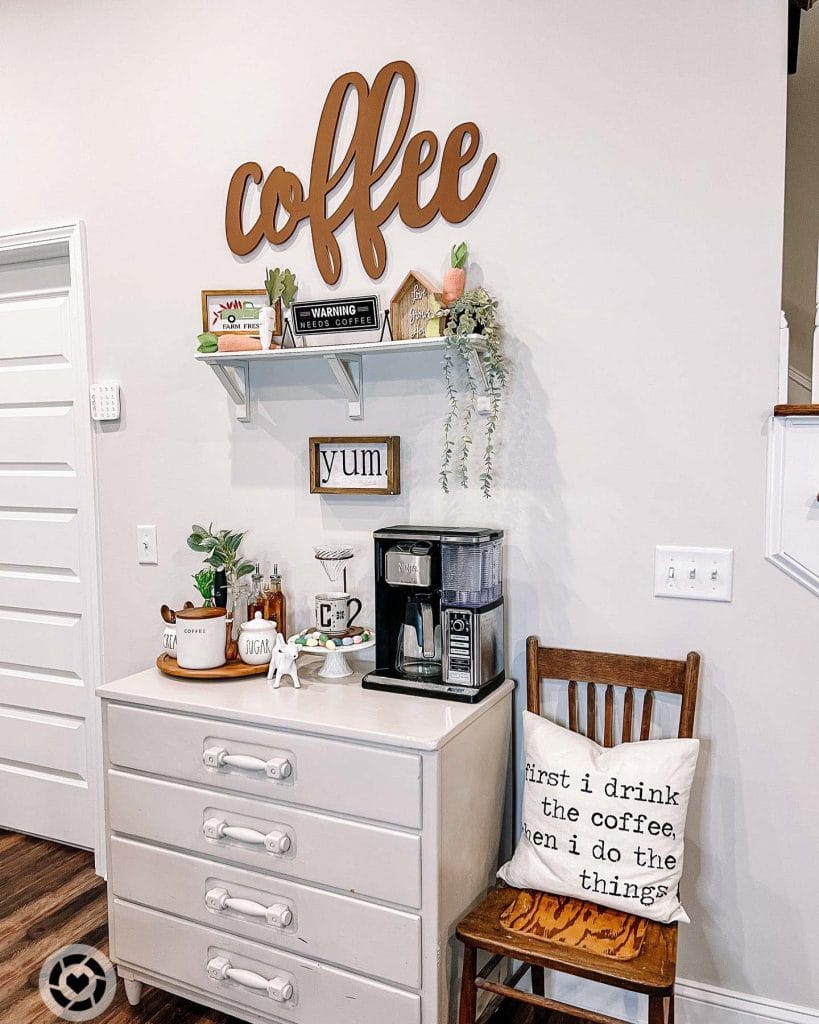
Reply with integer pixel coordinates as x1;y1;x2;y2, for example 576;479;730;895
654;546;733;602
137;525;158;565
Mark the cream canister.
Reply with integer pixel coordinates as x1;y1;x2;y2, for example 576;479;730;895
162;625;177;658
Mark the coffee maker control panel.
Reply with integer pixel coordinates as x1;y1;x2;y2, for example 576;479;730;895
444;609;474;685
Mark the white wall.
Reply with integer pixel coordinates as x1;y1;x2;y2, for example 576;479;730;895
783;9;819;379
1;0;816;1011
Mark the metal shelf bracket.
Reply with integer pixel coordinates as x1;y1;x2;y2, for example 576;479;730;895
324;353;363;419
210;361;250;422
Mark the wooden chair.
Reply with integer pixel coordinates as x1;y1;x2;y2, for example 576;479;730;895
456;637;700;1024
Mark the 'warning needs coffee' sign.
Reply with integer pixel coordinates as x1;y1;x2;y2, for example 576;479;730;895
291;296;380;335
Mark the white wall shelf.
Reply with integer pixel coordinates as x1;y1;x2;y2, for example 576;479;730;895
195;335;485;421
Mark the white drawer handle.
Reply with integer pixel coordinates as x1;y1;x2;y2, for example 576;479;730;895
203;746;292;780
202;817;292;854
205;887;293;927
207;955;293;1002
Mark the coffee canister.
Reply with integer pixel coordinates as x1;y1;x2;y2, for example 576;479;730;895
175;606;227;670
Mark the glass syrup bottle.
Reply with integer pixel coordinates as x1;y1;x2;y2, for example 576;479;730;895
247;563;265;620
264;563;287;636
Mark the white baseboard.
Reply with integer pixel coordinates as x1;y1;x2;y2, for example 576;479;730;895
548;973;818;1024
677;979;819;1024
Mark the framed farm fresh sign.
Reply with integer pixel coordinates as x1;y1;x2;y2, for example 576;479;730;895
309;436;400;495
225;60;498;284
202;289;282;337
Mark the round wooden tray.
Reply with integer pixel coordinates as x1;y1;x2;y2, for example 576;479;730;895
156;653;268;680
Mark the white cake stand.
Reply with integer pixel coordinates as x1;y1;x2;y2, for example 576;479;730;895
288;631;375;679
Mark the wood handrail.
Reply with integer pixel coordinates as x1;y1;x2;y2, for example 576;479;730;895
774;404;819;416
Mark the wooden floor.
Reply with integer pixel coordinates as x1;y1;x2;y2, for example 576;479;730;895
0;829;542;1024
0;829;242;1023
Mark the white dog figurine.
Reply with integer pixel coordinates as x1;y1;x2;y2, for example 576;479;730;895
268;633;301;689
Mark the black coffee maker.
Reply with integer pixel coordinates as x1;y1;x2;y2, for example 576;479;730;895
362;525;505;703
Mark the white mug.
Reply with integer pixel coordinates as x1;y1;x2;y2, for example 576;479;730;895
315;592;362;636
175;606;227;670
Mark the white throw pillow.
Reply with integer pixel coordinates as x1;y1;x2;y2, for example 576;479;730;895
497;711;699;924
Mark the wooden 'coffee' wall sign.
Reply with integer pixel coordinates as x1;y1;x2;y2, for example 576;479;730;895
225;60;498;285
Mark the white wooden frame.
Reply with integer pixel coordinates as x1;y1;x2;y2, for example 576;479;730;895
813;250;819;403
0;221;106;870
765;413;819;597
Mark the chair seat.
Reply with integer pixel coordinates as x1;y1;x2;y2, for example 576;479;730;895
456;886;678;994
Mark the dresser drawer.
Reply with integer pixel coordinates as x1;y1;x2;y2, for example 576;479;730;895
109;837;421;988
111;899;420;1024
106;703;422;828
107;771;421;908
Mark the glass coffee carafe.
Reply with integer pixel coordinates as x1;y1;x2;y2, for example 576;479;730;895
395;594;442;679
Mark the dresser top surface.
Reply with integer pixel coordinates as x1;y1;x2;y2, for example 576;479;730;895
98;665;514;751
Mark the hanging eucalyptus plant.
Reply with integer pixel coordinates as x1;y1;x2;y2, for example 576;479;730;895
440;286;507;498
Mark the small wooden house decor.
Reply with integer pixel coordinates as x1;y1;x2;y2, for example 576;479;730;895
390;271;445;341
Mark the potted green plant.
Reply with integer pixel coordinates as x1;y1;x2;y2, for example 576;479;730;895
192;567;215;606
440;287;507;498
187;524;255;634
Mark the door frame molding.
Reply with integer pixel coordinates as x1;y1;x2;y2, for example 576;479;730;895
0;221;106;870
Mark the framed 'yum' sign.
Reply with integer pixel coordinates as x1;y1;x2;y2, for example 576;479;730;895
309;436;400;495
225;61;498;285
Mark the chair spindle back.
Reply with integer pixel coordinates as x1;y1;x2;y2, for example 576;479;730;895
526;637;700;743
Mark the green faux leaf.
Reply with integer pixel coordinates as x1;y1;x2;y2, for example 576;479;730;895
265;267;287;306
281;269;298;307
236;562;255;577
197;332;219;353
187;536;208;552
451;241;468;269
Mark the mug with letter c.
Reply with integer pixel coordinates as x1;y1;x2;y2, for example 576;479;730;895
315;592;362;636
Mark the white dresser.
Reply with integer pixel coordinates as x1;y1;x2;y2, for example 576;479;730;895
98;665;513;1024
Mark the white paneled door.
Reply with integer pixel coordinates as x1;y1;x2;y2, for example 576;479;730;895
0;224;101;854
